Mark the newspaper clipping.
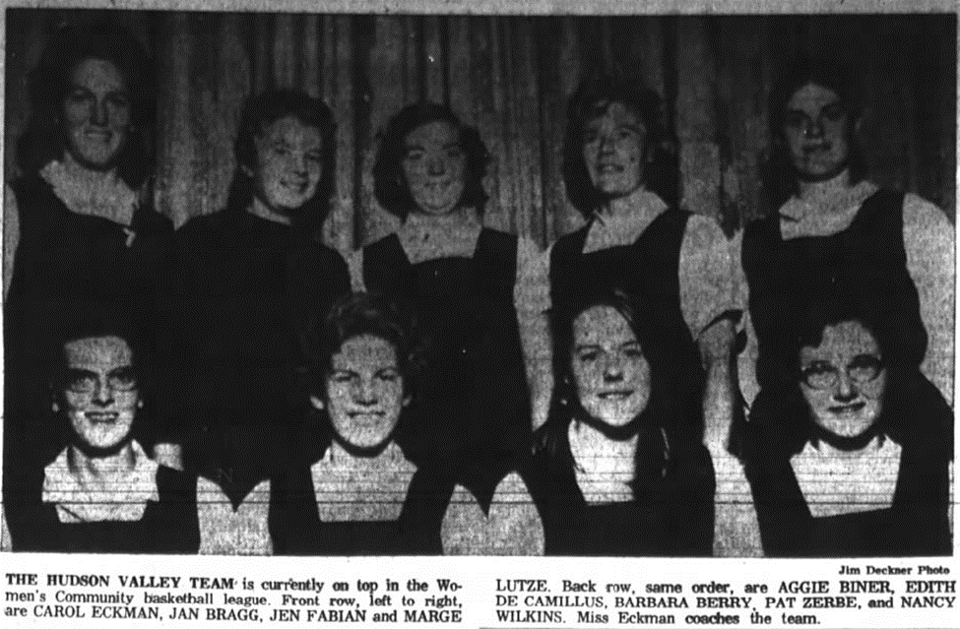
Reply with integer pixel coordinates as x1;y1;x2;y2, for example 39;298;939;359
0;1;956;627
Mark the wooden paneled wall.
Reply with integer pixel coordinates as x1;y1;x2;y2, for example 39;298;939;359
5;10;956;250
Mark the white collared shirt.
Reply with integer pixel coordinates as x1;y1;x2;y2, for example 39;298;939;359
43;440;159;523
781;181;954;403
310;441;417;522
347;208;550;316
740;181;954;406
791;436;901;518
39;160;138;227
548;187;740;339
568;420;638;504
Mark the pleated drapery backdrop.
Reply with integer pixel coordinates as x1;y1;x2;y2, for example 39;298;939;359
5;10;956;251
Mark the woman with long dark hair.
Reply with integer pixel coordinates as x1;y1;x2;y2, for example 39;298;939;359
527;290;714;556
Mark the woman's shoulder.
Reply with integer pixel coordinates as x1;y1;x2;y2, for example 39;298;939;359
8;174;65;224
295;237;350;271
9;173;51;199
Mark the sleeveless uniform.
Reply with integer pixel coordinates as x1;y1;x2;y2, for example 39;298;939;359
550;209;705;437
4;175;173;469
12;458;200;554
362;228;531;500
743;189;950;447
270;455;451;555
526;419;714;556
744;190;925;392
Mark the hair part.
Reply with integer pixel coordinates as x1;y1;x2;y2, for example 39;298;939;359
538;289;688;494
373;103;490;220
17;19;155;189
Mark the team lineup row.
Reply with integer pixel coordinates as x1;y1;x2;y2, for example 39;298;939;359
0;20;953;556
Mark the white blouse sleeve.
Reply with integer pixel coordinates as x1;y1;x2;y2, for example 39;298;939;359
513;236;551;316
4;183;20;301
345;247;367;293
0;502;11;551
902;194;955;404
678;214;741;339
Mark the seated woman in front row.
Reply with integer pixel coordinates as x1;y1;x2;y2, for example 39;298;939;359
269;293;452;555
525;290;715;556
8;313;199;553
744;295;952;557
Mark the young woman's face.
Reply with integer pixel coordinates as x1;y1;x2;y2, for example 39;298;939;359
251;115;324;215
55;335;139;451
62;58;132;170
581;101;647;199
799;320;886;440
570;305;651;427
401;120;467;216
323;334;405;451
783;82;853;182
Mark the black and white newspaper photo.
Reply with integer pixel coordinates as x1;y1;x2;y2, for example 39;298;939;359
0;0;956;627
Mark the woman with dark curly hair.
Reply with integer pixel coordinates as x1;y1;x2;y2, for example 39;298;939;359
546;75;740;455
161;90;350;522
743;294;952;556
270;293;451;555
349;103;549;503
526;290;714;556
4;20;173;480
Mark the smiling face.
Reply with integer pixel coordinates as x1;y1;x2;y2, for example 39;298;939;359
800;320;886;440
570;305;651;427
322;334;405;452
250;115;324;215
401;120;467;216
55;335;139;451
62;58;132;170
581;101;647;199
783;82;853;182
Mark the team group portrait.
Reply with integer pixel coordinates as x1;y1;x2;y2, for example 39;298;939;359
0;9;954;557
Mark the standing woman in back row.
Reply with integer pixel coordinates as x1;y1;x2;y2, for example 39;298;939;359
4;21;172;480
742;57;954;451
350;103;550;501
547;75;740;446
160;90;350;519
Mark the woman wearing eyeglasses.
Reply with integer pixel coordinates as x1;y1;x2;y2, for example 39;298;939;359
743;295;952;557
9;313;199;553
